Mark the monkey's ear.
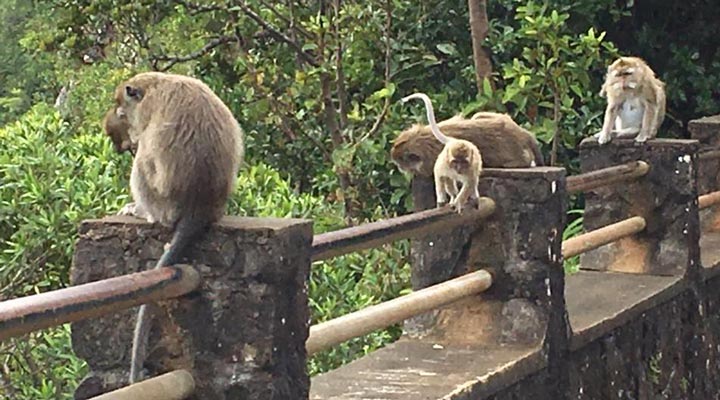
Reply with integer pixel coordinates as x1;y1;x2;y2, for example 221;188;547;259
124;85;144;101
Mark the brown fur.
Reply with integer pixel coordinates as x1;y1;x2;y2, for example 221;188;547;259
391;112;543;178
435;139;483;213
106;71;244;383
102;108;134;154
597;56;666;144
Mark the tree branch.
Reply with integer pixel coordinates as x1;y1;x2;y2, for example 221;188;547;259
233;2;320;67
258;0;313;39
333;0;349;130
360;0;393;142
174;0;225;15
151;35;238;71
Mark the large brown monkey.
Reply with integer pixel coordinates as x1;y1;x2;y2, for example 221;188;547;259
391;108;543;177
105;72;244;383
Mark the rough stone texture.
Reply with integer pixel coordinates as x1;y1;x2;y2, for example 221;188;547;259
407;167;569;398
70;215;313;400
689;114;720;234
579;138;700;276
688;114;720;196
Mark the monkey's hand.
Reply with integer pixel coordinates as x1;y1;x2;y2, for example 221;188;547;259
118;202;156;223
597;130;613;145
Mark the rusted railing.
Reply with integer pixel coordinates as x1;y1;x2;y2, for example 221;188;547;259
567;161;649;194
88;370;195;400
306;269;492;355
0;265;199;341
312;197;496;261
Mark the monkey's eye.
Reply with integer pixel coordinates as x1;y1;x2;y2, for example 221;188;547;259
406;154;421;163
125;85;144;101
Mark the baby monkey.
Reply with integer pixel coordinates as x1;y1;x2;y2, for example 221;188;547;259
596;56;666;144
102;108;135;155
402;93;482;213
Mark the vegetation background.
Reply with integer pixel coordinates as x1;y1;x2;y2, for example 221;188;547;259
0;0;718;397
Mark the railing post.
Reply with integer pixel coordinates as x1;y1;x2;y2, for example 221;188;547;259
409;168;569;397
689;114;720;232
579;137;711;398
70;215;313;400
689;115;720;397
578;138;701;276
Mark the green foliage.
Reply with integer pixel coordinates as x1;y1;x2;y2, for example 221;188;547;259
0;99;409;397
468;1;619;170
563;209;585;274
1;0;719;396
1;326;86;399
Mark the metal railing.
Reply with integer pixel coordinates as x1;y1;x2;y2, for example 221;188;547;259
306;270;492;355
5;149;720;398
88;370;195;400
312;198;496;261
0;265;199;341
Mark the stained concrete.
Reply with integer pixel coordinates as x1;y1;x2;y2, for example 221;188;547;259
310;340;539;400
565;270;684;350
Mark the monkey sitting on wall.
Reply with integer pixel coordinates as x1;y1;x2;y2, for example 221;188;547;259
391;104;543;178
595;56;666;144
403;93;483;213
104;72;244;383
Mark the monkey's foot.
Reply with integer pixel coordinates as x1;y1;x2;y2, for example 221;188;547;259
118;202;138;216
634;135;649;144
118;202;156;223
597;132;613;145
449;202;464;214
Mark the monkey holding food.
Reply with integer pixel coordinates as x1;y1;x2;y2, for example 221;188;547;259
103;71;244;383
595;56;666;144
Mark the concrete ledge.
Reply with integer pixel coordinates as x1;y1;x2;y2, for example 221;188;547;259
310;339;540;400
567;270;685;351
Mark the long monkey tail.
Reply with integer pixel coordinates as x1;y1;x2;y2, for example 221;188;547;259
402;93;449;145
129;215;208;383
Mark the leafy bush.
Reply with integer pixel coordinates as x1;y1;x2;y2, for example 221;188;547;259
0;102;410;397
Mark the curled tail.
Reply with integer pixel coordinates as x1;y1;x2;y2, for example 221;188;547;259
402;92;449;144
129;215;208;384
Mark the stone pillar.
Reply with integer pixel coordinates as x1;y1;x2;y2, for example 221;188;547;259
70;215;313;400
689;114;720;233
579;138;700;276
408;167;569;397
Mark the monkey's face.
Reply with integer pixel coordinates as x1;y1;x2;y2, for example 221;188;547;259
604;57;646;95
391;126;440;177
448;145;472;174
111;80;147;142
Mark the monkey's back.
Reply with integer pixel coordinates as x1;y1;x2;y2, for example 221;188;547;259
437;114;542;168
132;73;244;222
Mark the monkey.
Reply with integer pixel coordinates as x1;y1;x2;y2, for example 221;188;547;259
104;72;244;383
402;93;483;213
595;56;666;144
102;107;134;155
391;106;543;178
